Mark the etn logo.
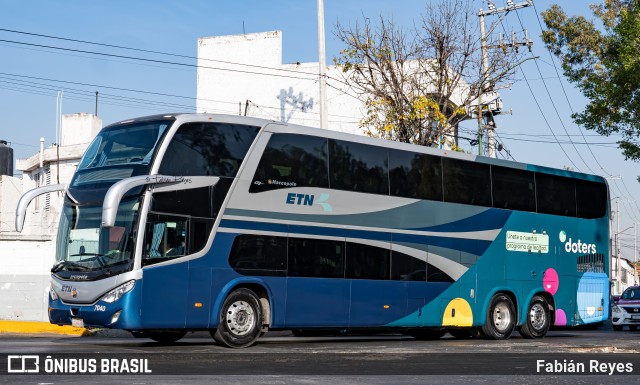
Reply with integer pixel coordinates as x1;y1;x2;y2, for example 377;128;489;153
285;193;332;212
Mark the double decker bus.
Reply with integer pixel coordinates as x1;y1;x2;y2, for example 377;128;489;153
16;113;610;348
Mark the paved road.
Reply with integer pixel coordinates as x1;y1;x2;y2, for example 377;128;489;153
1;325;638;384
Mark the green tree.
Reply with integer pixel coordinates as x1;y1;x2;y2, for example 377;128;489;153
333;0;522;148
542;1;640;161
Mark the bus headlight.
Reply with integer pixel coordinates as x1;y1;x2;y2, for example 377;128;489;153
100;280;135;304
612;305;622;313
49;288;58;301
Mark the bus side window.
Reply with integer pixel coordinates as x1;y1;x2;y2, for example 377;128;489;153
329;139;389;195
250;134;329;193
345;242;390;280
391;251;427;281
159;122;259;177
576;179;607;219
389;149;443;201
442;158;492;207
288;238;344;278
491;166;536;212
535;173;577;217
142;214;188;266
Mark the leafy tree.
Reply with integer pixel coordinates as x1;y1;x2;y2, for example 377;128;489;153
542;1;640;161
333;0;522;148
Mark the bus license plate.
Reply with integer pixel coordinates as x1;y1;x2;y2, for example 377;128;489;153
71;318;84;328
631;315;640;320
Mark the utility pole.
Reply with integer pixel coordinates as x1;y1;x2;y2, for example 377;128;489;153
477;0;533;157
617;199;621;293
317;0;328;129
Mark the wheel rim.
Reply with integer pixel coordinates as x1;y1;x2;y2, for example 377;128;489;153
225;300;255;336
528;303;547;331
492;301;512;332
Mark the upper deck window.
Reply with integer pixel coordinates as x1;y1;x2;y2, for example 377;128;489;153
72;119;173;188
442;158;492;207
250;134;329;192
159;122;259;177
329;139;389;195
389;149;443;201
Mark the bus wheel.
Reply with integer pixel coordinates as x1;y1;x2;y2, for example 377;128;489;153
519;295;551;339
213;288;263;348
482;294;515;340
406;329;446;340
145;331;187;343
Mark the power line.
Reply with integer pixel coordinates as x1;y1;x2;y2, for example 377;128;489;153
528;3;611;176
0;38;318;81
0;27;321;77
506;14;593;173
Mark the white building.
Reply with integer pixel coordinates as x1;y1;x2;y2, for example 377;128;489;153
0;113;101;321
612;256;639;295
196;30;468;147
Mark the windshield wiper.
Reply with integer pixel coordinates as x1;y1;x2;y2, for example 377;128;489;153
69;252;102;257
51;261;93;273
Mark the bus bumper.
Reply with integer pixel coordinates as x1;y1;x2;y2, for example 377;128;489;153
48;282;141;330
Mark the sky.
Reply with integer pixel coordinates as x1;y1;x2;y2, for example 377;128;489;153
0;0;638;261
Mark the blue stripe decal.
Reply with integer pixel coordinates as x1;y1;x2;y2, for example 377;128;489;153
412;209;511;233
221;220;289;234
220;219;492;255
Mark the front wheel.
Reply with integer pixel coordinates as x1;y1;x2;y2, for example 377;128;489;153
213;288;263;348
482;294;516;340
612;325;623;331
519;295;551;339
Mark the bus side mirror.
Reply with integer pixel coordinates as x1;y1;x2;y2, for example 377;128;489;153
101;175;219;228
15;184;67;232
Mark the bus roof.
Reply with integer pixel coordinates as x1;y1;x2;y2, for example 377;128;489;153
108;112;606;184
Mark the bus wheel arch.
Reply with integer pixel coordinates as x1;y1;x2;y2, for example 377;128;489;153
518;293;553;339
212;287;264;348
481;291;517;340
213;281;272;330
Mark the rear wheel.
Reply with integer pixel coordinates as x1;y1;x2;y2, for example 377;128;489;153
213;288;263;348
482;294;516;340
519;295;551;339
145;330;187;343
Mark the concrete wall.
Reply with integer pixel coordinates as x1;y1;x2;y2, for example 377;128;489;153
0;239;54;321
0;113;101;322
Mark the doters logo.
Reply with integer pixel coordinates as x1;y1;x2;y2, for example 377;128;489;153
559;230;596;254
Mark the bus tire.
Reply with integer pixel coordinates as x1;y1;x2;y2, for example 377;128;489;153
145;330;187;343
213;288;263;348
482;294;515;340
406;328;446;340
519;295;551;339
612;324;623;331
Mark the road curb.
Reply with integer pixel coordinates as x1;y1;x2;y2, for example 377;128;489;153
0;320;91;336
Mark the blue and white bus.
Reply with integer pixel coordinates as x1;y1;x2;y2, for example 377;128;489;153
16;113;610;347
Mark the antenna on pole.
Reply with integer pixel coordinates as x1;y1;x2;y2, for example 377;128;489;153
317;0;328;129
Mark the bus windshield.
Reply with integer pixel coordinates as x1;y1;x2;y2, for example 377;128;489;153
71;119;174;188
53;198;140;279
